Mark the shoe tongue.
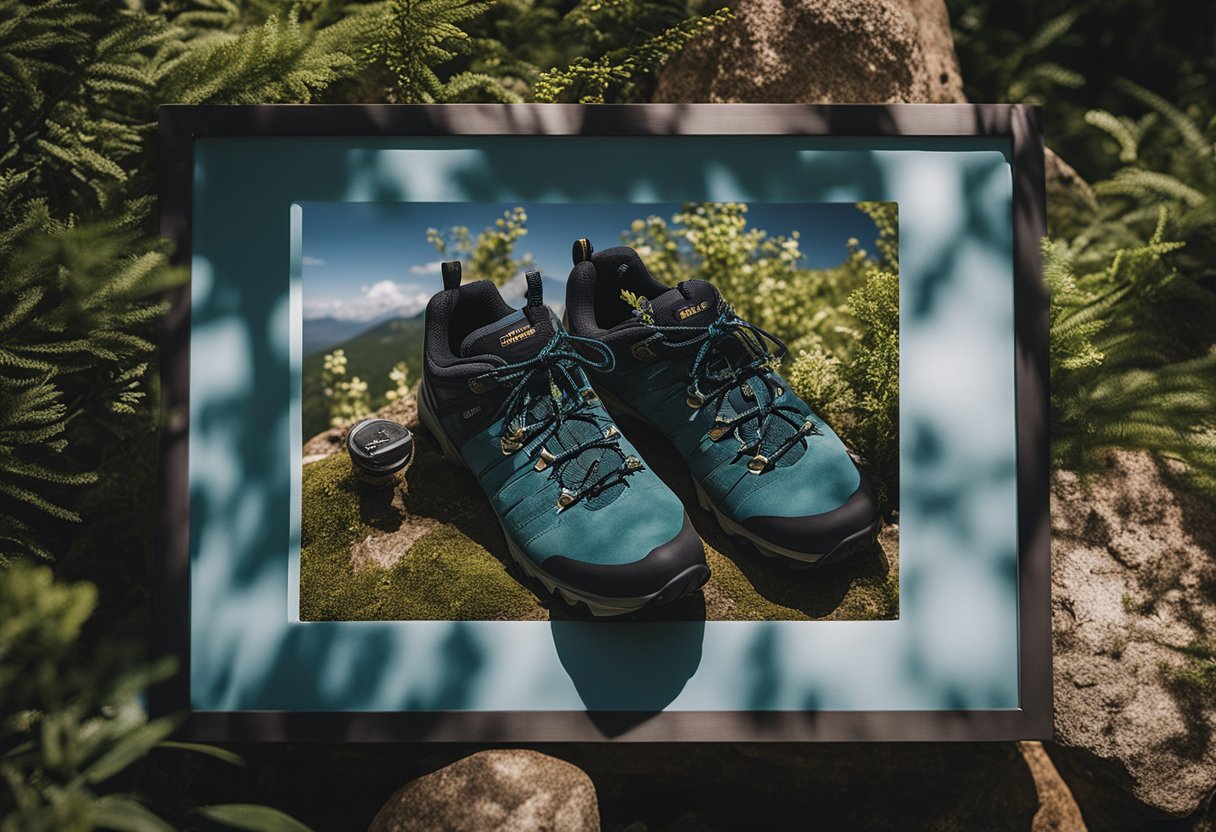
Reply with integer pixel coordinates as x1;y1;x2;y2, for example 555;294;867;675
459;308;554;362
649;279;721;327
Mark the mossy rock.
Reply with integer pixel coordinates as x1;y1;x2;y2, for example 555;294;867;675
300;413;899;622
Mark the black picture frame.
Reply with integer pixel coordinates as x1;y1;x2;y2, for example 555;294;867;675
155;103;1049;742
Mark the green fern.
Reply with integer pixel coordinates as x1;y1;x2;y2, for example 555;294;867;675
0;202;177;562
1046;226;1216;493
154;5;380;105
371;0;518;103
1085;79;1216;284
952;6;1084;105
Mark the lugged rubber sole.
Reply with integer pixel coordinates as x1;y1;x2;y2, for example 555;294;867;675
593;381;881;569
417;378;709;617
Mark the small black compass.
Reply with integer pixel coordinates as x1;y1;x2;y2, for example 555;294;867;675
345;418;414;485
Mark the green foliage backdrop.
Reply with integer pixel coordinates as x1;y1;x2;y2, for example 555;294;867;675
3;0;1216;825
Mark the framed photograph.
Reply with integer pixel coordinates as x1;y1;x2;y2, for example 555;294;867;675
155;103;1049;741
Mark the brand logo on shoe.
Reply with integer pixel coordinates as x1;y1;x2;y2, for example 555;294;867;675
499;324;536;346
462;405;482;420
675;300;711;320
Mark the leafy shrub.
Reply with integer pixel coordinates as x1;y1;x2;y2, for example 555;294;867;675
427;205;534;286
0;561;314;831
841;271;900;506
319;350;373;429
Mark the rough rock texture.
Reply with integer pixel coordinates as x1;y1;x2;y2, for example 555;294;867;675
1048;450;1216;830
368;750;599;832
653;0;965;104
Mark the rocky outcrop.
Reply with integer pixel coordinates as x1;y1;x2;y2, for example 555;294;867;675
653;0;965;104
368;750;599;832
1048;451;1216;829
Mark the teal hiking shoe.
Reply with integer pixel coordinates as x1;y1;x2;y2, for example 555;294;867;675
418;261;709;616
564;242;881;567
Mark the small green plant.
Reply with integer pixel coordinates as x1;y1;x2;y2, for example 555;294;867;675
531;6;732;102
385;361;413;405
619;289;654;324
1166;640;1216;698
0;561;315;831
321;349;373;428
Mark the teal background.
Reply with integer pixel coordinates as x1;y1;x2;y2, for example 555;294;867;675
189;136;1018;712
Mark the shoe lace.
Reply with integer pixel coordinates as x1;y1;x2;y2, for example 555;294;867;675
472;330;644;511
649;305;818;474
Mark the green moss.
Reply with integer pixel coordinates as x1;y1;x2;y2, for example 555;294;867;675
300;433;900;623
299;451;544;622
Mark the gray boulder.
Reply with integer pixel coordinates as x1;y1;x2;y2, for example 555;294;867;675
1048;451;1216;829
368;749;599;832
653;0;965;104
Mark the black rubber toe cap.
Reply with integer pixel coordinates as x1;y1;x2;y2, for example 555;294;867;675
740;469;880;556
540;514;707;598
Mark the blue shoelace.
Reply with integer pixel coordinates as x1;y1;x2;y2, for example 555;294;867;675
647;306;818;473
472;331;643;510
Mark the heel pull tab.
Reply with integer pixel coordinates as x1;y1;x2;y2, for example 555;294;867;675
525;269;544;308
441;260;462;291
571;238;594;265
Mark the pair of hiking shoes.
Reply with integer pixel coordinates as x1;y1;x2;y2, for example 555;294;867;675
417;241;881;617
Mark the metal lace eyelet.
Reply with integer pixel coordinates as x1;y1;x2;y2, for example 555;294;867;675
534;447;556;471
469;377;492;393
707;421;731;441
500;425;524;454
686;385;705;409
557;489;577;511
624;456;643;472
747;454;769;474
603;425;619;439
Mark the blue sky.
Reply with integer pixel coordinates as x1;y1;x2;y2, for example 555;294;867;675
299;202;885;321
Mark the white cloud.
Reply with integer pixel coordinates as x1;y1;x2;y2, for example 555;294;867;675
302;256;326;267
304;280;429;322
409;260;442;275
